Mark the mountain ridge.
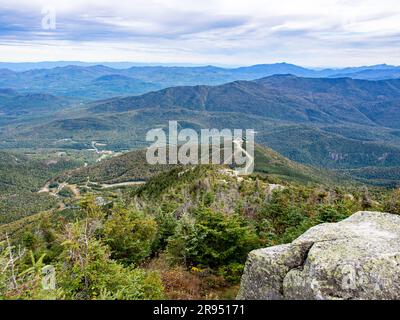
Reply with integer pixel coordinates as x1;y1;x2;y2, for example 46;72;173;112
1;62;400;100
88;74;400;128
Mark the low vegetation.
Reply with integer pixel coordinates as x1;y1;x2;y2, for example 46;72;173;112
1;163;397;300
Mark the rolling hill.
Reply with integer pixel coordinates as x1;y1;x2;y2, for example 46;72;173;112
55;143;342;186
89;75;400;127
1;62;400;100
0;150;84;224
3;73;400;185
0;90;71;115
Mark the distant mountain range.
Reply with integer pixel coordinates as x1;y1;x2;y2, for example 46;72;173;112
1;62;400;100
2;63;400;185
0;88;71;122
0;61;211;71
90;74;400;128
2;74;400;187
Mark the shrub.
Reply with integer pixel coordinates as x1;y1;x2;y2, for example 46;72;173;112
58;187;74;198
152;209;178;254
217;263;245;284
58;219;163;300
103;207;157;264
167;208;259;269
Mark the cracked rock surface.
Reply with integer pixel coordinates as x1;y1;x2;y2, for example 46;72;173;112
237;211;400;300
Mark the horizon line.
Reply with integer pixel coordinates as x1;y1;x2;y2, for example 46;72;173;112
0;61;397;71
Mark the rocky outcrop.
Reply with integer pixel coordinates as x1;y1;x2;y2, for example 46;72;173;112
237;211;400;300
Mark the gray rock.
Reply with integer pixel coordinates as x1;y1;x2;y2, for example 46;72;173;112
237;211;400;300
95;196;110;206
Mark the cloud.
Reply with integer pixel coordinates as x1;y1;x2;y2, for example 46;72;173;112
0;0;399;66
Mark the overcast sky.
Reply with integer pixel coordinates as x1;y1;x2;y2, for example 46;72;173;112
0;0;400;67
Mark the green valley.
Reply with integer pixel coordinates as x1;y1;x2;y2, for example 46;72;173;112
1;63;400;301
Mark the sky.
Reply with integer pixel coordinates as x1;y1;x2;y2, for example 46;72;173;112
0;0;400;67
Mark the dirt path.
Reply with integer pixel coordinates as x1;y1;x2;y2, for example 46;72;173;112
38;182;50;193
38;181;77;197
99;181;146;189
233;138;254;175
38;182;58;197
57;201;66;211
68;184;81;198
92;141;100;154
204;139;254;175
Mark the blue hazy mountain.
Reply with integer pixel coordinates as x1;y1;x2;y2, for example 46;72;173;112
1;62;400;100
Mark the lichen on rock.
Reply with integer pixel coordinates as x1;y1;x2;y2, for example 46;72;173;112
237;211;400;300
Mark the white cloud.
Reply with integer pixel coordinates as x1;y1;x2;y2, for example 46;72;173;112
0;0;399;66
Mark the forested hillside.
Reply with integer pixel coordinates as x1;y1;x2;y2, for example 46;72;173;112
55;144;340;186
0;151;84;224
1;162;399;299
90;75;400;127
1;64;400;299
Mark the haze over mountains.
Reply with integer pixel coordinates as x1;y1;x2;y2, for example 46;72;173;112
1;62;400;100
91;75;400;127
2;62;400;186
1;60;400;300
3;0;400;301
0;89;69;116
78;75;400;183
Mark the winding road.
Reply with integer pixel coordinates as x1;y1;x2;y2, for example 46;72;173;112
95;181;146;189
232;138;254;175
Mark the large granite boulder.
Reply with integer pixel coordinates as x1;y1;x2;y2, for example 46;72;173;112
237;211;400;300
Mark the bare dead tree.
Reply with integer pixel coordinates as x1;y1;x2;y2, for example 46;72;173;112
3;233;25;290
